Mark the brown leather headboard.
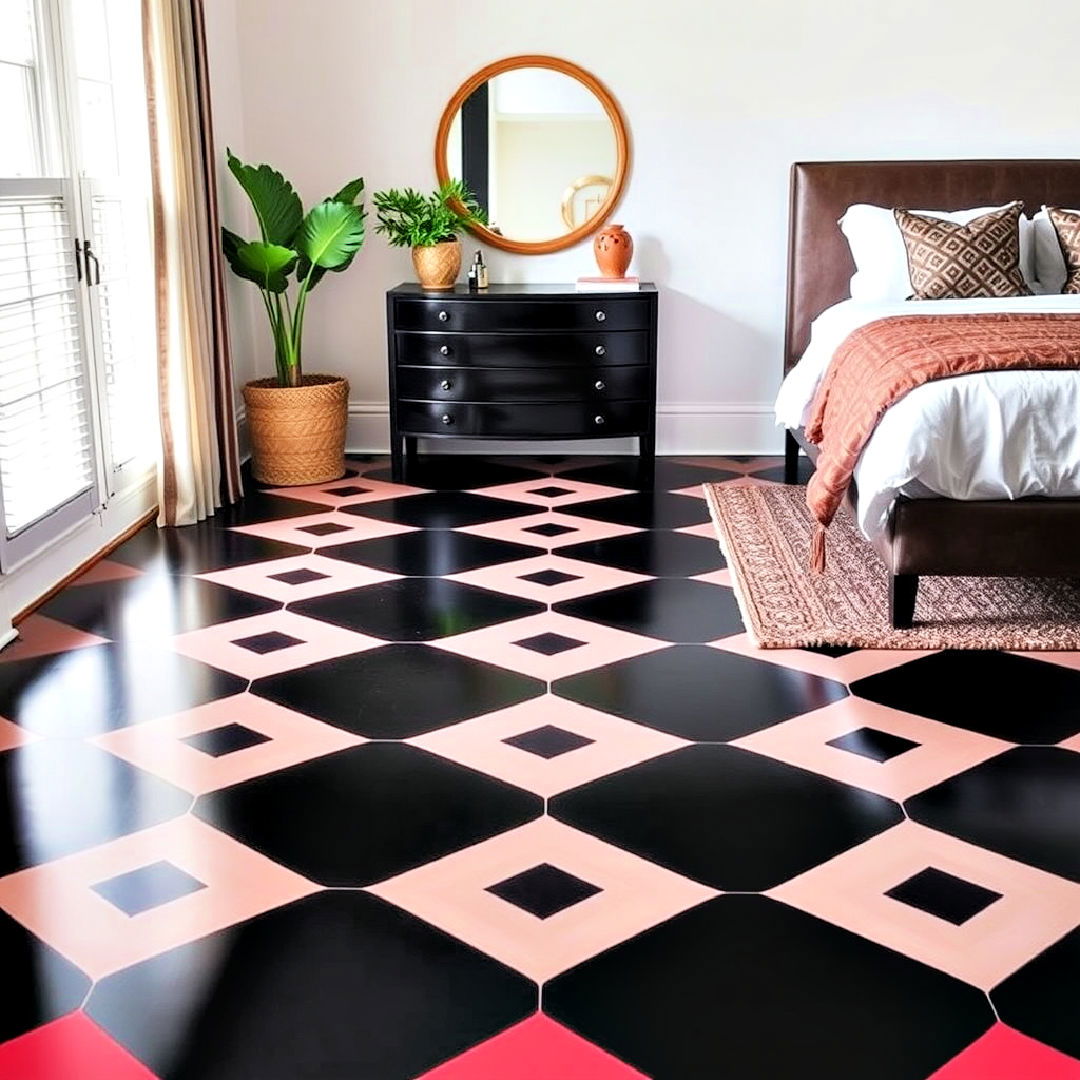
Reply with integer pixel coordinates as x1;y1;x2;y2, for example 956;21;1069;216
784;159;1080;372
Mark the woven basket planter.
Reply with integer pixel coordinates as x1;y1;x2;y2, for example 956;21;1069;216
411;240;461;290
243;374;349;486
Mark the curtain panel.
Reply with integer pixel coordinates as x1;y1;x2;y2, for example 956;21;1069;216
142;0;242;526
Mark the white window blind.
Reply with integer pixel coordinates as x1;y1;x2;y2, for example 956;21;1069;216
0;184;97;554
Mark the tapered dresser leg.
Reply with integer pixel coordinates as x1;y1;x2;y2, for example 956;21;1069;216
784;430;801;484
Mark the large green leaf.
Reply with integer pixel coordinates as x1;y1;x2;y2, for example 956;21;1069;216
297;199;366;271
222;227;262;286
233;238;297;293
331;177;365;205
226;149;303;246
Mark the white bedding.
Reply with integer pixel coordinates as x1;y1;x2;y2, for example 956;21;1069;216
774;295;1080;542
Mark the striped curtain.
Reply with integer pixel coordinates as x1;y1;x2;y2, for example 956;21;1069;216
142;0;242;526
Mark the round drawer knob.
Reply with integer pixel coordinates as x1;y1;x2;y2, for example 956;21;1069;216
594;415;605;425
594;380;606;391
439;344;450;355
437;310;449;322
594;310;606;322
441;413;454;425
440;380;452;391
595;344;606;356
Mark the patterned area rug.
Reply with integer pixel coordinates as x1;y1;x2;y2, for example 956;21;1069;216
704;482;1080;650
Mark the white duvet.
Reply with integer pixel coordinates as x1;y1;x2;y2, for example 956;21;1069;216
774;295;1080;542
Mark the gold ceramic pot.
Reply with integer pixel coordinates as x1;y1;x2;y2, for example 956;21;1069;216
242;374;349;486
412;239;461;290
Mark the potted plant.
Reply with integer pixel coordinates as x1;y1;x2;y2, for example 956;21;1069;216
372;179;484;290
222;150;366;486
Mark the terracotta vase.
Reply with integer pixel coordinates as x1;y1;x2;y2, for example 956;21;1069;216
412;240;461;290
593;224;634;278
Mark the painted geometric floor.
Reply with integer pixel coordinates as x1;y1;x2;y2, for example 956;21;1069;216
3;454;1080;1079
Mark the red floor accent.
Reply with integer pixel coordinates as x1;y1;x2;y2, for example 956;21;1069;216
0;1013;157;1079
417;1013;648;1078
930;1023;1080;1079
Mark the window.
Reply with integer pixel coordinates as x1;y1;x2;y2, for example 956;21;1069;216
0;0;154;570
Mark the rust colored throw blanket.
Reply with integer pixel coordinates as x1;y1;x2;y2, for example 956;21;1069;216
805;312;1080;571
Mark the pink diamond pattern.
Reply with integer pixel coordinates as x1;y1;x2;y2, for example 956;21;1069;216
230;512;416;548
433;611;667;681
71;559;144;586
0;615;108;665
197;553;398;603
468;477;629;508
771;820;1080;991
370;816;716;982
457;511;641;550
262;475;427;507
409;695;688;796
929;1023;1080;1080
446;553;651;604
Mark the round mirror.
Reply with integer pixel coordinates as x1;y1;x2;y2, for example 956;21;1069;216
435;55;630;255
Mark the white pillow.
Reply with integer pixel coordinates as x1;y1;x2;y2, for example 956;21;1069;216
1033;206;1074;294
839;203;1036;301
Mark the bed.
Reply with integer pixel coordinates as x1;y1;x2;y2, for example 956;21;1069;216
779;159;1080;629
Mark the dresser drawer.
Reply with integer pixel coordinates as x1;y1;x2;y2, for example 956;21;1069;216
393;296;651;333
397;399;650;438
396;365;651;403
395;330;650;368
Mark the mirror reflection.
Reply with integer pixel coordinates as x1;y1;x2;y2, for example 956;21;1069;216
443;66;619;244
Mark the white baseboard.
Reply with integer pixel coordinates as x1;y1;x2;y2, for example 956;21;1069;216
236;400;782;458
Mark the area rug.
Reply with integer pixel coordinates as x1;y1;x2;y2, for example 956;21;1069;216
703;482;1080;651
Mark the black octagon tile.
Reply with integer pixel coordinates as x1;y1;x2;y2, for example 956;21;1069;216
560;529;725;576
291;579;542;641
0;644;246;739
1;912;91;1044
0;741;191;875
322;531;543;575
550;744;901;890
907;748;1080;882
751;457;815;484
87;891;535;1080
545;895;991;1080
555;645;847;741
37;575;280;640
486;864;601;919
210;492;330;528
559;459;740;491
555;578;743;642
195;743;541;886
109;524;307;574
253;644;544;739
568;492;711;530
994;924;1080;1060
365;457;546;490
851;652;1080;744
342;492;533;529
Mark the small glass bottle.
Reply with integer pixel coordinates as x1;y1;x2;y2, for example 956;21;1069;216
467;254;478;291
475;250;489;289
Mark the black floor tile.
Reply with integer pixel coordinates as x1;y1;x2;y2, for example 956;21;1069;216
252;644;544;738
568;492;711;530
0;644;246;738
344;492;535;529
555;644;847;740
182;723;272;757
545;895;991;1080
321;531;543;575
92;860;207;916
559;459;740;490
826;727;921;762
994;924;1080;1060
884;867;1002;926
38;575;279;640
109;525;307;575
907;747;1080;882
551;744;901;890
751;457;815;484
0;912;91;1044
291;579;543;641
851;652;1080;744
365;457;547;489
0;741;190;875
196;743;541;886
87;891;535;1080
209;492;330;528
555;578;745;642
559;529;725;576
486;864;601;919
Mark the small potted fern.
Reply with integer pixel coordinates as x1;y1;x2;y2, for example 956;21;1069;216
222;151;366;486
373;180;484;290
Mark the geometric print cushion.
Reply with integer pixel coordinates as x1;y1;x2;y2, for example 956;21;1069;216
1047;207;1080;295
893;202;1032;300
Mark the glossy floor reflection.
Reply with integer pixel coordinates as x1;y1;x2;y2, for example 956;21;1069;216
3;454;1080;1079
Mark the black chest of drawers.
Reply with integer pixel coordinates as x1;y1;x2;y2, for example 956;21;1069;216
386;283;658;482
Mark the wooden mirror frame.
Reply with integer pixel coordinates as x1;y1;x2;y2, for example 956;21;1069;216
434;55;630;255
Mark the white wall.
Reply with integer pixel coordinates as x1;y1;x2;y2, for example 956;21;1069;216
210;0;1077;455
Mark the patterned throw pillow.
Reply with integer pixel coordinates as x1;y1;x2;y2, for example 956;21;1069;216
893;202;1031;300
1047;207;1080;294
